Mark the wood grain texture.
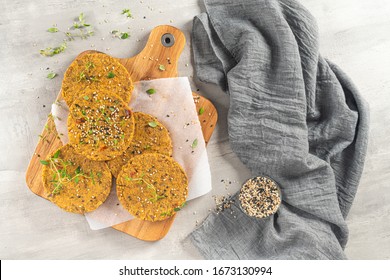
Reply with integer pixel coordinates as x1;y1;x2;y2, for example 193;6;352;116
25;25;218;241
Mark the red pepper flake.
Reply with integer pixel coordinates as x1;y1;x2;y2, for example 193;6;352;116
76;118;86;124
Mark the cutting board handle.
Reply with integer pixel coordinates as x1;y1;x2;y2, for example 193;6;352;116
119;25;186;82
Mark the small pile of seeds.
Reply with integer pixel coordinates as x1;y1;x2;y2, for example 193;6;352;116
213;194;235;214
239;176;281;218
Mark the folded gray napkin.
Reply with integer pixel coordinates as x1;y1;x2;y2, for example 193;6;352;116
189;0;369;259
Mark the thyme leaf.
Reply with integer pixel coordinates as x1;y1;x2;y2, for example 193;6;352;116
191;138;198;149
146;88;156;95
47;72;57;79
174;202;187;212
111;30;130;40
148;121;158;128
40;42;67;57
47;27;58;33
52;150;60;159
121;9;133;18
120;32;129;39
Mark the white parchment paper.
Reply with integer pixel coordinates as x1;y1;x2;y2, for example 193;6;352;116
51;77;212;229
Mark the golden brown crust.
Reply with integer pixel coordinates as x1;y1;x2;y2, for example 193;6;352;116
67;90;135;161
116;153;188;222
107;112;173;177
42;144;112;214
61;52;133;106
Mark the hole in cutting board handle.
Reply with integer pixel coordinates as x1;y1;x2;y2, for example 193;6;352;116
161;33;175;47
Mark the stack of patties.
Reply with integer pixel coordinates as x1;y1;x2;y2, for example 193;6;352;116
42;52;189;221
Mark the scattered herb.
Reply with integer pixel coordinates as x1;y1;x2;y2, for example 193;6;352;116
191;138;198;149
65;29;94;40
158;64;166;71
107;71;115;78
146;88;156;95
198;107;205;115
120;32;129;39
83;95;89;100
174;202;187;212
47;27;58;33
85;61;95;70
40;13;94;57
111;30;130;40
122;9;133;18
73;13;90;29
47;72;57;79
89;76;100;82
40;42;67;57
43;152;98;195
53;150;60;159
160;211;172;217
148;121;158;128
78;71;99;82
66;13;94;40
78;71;86;82
125;173;166;202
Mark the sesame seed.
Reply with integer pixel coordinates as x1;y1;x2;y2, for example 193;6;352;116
239;176;281;219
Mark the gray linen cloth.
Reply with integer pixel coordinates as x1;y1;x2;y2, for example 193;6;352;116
189;0;369;259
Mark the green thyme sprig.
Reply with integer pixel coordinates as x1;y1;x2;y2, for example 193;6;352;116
66;13;95;40
40;150;97;195
38;114;55;143
111;30;130;39
121;9;133;18
73;13;90;29
40;42;67;57
77;71;100;83
125;173;166;202
65;29;94;40
85;61;95;70
161;202;187;217
40;13;94;57
174;201;187;212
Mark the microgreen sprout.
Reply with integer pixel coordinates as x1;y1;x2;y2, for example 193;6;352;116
121;9;133;18
40;150;97;195
40;42;67;57
125;173;166;202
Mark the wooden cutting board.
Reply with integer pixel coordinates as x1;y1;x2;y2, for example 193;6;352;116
25;25;218;241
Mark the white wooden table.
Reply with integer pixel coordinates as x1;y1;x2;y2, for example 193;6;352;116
0;0;389;259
